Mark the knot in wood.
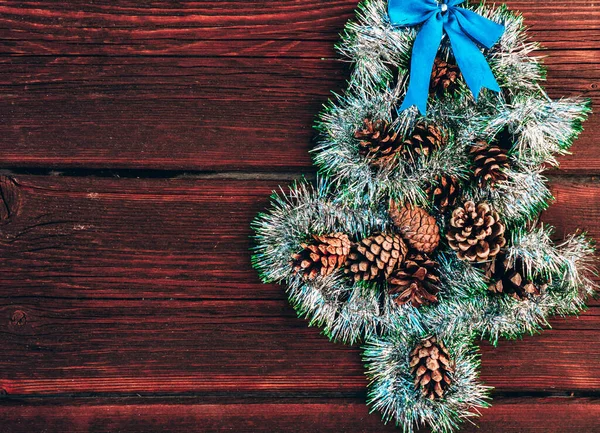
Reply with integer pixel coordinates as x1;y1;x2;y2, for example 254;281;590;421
11;310;27;327
0;176;20;223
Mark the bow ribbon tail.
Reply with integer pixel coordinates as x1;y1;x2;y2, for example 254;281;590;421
399;15;443;114
445;12;502;99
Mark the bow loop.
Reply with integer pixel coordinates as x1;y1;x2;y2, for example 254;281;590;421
452;8;505;49
388;0;505;114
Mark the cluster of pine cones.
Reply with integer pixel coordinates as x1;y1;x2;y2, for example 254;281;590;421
443;200;545;300
290;194;544;403
356;119;513;191
354;57;459;169
348;56;548;303
291;202;544;400
355;119;444;168
355;57;514;194
292;199;546;307
292;202;443;308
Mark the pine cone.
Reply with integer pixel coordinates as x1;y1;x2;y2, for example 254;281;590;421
485;252;547;300
389;202;440;254
389;253;440;308
424;174;461;212
345;233;408;282
446;201;507;263
470;140;510;188
402;123;444;158
410;336;454;400
291;233;351;280
355;119;403;168
430;58;462;97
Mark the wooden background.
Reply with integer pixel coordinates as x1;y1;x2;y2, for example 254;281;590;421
0;1;598;432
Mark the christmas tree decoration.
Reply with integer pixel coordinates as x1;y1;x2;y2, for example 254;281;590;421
355;118;403;168
345;232;407;282
389;201;440;253
470;139;510;188
252;0;595;431
430;58;462;97
424;174;461;212
402;122;445;158
446;201;506;263
409;336;454;400
291;233;351;280
485;251;546;301
389;252;440;307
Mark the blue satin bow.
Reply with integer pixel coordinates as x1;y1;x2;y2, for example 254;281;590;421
388;0;505;114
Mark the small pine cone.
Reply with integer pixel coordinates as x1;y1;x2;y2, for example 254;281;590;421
389;202;440;254
446;201;507;263
424;174;461;212
291;233;351;280
355;119;403;168
470;140;510;188
402;123;444;158
410;336;454;400
389;253;440;308
430;58;462;97
345;233;408;282
485;252;547;300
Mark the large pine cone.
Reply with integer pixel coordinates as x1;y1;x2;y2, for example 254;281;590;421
389;202;440;254
345;233;408;282
424;174;461;212
389;253;440;308
470;140;510;188
446;201;507;263
410;336;454;400
291;233;351;280
355;119;403;168
486;252;547;300
402;122;444;158
430;58;462;97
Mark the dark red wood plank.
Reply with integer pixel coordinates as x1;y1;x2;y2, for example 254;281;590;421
0;0;598;429
0;397;598;433
0;175;598;398
0;56;341;170
0;175;280;300
0;55;597;171
0;298;598;396
0;1;598;56
0;174;596;300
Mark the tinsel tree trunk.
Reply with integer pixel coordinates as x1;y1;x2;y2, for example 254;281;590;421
251;1;595;432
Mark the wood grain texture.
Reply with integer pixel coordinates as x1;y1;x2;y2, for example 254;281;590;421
0;1;599;55
1;398;599;433
1;0;599;431
1;299;598;396
0;1;597;171
0;175;598;398
0;175;596;300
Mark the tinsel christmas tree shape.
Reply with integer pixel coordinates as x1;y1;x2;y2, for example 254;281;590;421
252;1;595;432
